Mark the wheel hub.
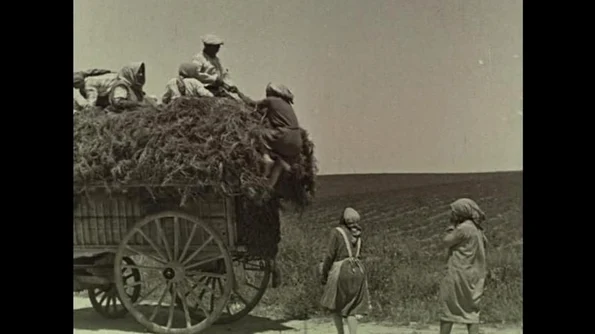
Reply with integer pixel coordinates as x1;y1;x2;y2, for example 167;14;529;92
162;268;175;280
162;262;185;282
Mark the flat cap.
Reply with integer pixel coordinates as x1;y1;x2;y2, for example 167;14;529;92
201;34;224;45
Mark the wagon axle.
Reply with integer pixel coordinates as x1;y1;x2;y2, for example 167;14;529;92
161;262;186;282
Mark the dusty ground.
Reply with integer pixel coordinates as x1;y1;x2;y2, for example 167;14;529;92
73;296;521;334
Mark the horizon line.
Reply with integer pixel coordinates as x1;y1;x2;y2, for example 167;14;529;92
316;170;523;176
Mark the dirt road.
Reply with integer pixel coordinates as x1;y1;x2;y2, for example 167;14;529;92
74;295;521;334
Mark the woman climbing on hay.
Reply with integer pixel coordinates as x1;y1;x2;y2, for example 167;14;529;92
161;63;214;104
233;83;303;188
439;198;488;334
73;69;117;111
319;207;371;334
108;62;152;112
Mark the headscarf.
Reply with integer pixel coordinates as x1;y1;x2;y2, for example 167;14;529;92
116;62;145;98
266;82;294;104
176;63;200;96
450;198;486;230
178;63;199;79
339;207;362;242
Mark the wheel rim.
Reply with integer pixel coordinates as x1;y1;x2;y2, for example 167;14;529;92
114;211;233;334
88;256;141;319
180;257;271;324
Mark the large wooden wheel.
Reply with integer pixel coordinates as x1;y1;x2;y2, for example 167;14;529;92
88;256;142;319
179;257;272;324
114;211;234;334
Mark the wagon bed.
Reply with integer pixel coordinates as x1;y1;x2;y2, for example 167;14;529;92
73;185;274;334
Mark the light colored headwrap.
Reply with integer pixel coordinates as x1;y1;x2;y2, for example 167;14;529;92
117;62;145;90
450;198;486;230
266;82;294;104
340;207;362;239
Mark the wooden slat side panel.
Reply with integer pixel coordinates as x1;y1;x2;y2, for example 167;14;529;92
73;194;143;247
73;192;234;252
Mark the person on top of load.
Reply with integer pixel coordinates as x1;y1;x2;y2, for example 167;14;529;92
161;62;214;104
191;34;240;100
108;62;153;112
73;68;117;112
234;83;303;188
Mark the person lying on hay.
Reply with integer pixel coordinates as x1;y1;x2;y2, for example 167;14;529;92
192;34;241;101
107;61;156;112
232;83;303;188
161;62;214;105
73;68;117;112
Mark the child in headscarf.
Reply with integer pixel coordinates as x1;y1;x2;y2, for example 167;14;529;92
108;62;148;112
73;69;117;111
161;63;214;105
320;207;371;334
234;83;303;188
439;198;488;334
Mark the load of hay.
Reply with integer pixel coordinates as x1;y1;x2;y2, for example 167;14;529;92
74;97;318;213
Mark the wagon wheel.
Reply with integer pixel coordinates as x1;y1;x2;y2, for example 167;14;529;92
88;256;142;319
178;257;272;324
114;211;234;334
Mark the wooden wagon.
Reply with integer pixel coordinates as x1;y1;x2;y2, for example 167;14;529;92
73;185;276;334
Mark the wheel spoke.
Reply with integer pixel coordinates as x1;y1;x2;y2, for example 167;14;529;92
209;278;215;313
233;288;249;305
179;223;198;262
106;296;114;312
167;283;176;328
185;254;224;270
126;246;166;264
149;283;171;322
123;264;164;271
198;278;210;300
134;284;161;306
111;296;118;313
186;277;217;296
173;217;180;261
243;262;265;271
186;286;211;317
246;282;260;290
155;219;173;262
188;272;226;279
176;287;193;328
99;291;109;306
181;236;214;266
216;278;224;292
136;228;169;261
124;281;143;289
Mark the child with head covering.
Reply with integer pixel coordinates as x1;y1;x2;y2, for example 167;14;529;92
319;207;371;334
439;198;488;334
234;83;303;187
73;69;117;111
108;62;148;112
161;63;214;105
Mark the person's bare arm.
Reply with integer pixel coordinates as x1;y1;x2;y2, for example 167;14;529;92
110;85;142;109
191;58;218;86
442;224;468;249
84;87;99;107
237;91;267;109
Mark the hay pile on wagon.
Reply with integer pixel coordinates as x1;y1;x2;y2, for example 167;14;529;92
74;97;318;212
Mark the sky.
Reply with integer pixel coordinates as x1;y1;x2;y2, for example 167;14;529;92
74;0;522;175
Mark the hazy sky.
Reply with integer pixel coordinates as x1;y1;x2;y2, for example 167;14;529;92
74;0;522;175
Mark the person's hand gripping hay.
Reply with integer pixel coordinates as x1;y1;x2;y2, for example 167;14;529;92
236;83;302;188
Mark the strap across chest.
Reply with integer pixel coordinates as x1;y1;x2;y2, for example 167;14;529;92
335;227;361;258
